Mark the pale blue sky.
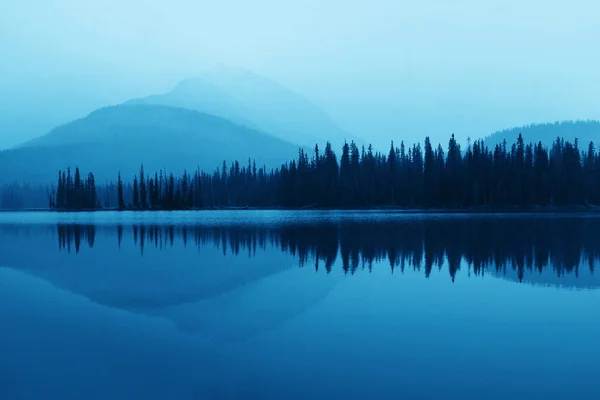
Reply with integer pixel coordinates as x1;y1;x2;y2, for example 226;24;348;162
1;0;599;149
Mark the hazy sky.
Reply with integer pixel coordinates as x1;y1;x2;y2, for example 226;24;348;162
1;0;599;149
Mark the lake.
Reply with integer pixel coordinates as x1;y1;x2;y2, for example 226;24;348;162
0;211;599;399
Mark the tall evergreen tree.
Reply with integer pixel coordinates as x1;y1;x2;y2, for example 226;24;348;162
148;178;155;209
87;172;96;209
139;164;147;209
49;133;600;212
133;176;140;209
388;141;397;205
74;167;82;209
117;172;125;210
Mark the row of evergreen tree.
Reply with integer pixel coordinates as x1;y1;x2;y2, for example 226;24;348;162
0;183;51;210
54;134;600;210
52;167;98;210
115;165;204;210
55;219;600;283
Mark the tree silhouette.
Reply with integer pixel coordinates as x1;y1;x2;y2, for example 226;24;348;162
117;172;125;210
132;175;140;209
48;217;599;288
39;133;600;212
139;164;147;210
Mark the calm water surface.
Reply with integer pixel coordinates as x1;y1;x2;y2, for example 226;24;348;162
0;211;599;399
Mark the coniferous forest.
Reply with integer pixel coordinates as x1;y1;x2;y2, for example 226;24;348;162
0;183;52;210
52;167;98;210
51;218;600;284
48;134;600;211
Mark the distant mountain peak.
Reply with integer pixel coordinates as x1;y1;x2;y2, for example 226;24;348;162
203;64;274;82
484;119;600;148
126;68;363;149
3;103;303;185
171;77;219;94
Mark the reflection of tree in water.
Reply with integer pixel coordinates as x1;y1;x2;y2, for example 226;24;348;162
56;218;600;282
117;225;123;248
57;224;96;254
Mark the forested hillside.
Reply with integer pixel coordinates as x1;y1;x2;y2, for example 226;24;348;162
484;120;600;149
126;66;362;149
49;133;600;210
2;104;302;185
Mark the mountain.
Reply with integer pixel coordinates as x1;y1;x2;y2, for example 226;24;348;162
125;78;256;129
126;66;363;150
483;120;600;148
1;104;303;185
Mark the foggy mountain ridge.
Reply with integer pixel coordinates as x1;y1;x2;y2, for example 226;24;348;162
124;66;364;149
0;104;304;185
2;66;600;189
124;77;259;132
483;120;600;149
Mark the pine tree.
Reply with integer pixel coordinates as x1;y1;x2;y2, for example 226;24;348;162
585;141;596;203
56;170;64;209
158;170;163;207
45;133;600;213
181;170;188;209
117;172;125;210
66;167;73;209
340;141;351;206
87;172;96;209
423;137;435;206
149;178;155;209
194;167;203;208
168;173;175;208
133;176;140;209
139;164;147;209
388;141;396;205
74;167;82;209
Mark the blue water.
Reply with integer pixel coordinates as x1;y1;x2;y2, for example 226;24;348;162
0;211;599;399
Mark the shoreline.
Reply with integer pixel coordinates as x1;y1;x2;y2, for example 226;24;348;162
2;205;600;214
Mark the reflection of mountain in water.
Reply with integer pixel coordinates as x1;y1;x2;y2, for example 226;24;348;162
49;217;600;289
0;267;227;398
2;216;600;345
489;265;600;290
1;223;344;343
3;215;600;400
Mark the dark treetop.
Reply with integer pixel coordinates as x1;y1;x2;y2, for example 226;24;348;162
47;133;600;211
44;216;600;287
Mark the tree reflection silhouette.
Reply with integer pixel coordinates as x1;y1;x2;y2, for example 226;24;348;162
57;224;96;254
55;217;600;283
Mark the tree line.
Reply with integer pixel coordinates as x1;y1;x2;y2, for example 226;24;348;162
52;167;98;210
0;183;51;210
51;133;600;210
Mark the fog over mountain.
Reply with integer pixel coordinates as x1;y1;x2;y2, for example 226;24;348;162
484;120;600;149
1;104;302;184
1;0;599;151
126;66;362;149
0;65;368;185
